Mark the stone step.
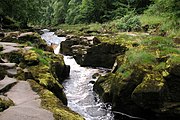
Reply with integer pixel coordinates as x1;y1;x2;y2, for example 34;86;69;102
0;76;17;93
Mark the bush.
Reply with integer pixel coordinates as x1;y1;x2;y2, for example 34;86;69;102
115;13;141;32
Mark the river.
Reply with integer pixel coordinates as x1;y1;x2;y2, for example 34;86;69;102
41;29;114;120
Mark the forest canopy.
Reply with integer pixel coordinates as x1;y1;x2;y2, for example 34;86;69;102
0;0;179;30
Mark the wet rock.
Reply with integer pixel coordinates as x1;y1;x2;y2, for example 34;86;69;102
89;81;96;84
61;34;127;68
60;36;80;55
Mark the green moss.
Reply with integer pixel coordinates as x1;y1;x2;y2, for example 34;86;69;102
28;64;60;88
29;80;84;120
24;50;39;64
134;72;165;93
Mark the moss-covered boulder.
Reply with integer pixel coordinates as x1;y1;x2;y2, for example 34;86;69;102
132;72;167;109
61;35;128;68
93;73;115;102
93;35;180;119
49;53;70;82
29;80;84;120
166;54;180;77
28;64;67;105
18;32;47;49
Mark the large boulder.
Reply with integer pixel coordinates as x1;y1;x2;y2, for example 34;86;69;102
61;35;127;68
132;72;167;109
28;64;67;105
74;43;127;68
49;53;70;82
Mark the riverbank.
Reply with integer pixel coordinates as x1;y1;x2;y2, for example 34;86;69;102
55;25;180;120
0;27;84;120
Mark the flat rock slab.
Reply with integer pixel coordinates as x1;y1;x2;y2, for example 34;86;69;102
0;81;54;120
0;76;17;92
0;63;16;68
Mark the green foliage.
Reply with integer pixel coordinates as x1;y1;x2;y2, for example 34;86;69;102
126;49;156;66
143;0;180;35
31;48;49;66
115;13;141;32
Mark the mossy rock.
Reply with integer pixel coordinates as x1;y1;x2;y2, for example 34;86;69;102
29;80;84;120
18;32;48;50
93;73;115;102
132;72;166;109
49;54;69;82
24;50;39;65
0;96;14;112
28;64;67;105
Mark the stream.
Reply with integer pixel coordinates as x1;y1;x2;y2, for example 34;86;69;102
41;29;114;120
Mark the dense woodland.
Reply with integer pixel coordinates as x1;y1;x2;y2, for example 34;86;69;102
0;1;179;25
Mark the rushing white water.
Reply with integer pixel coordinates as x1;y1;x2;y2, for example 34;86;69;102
63;56;114;120
41;30;114;120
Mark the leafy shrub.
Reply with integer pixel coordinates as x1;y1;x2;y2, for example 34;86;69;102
115;13;141;32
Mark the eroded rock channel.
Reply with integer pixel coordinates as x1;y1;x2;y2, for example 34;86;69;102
41;30;114;120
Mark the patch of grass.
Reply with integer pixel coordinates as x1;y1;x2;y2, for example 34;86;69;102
126;49;156;66
141;36;174;47
140;15;164;26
